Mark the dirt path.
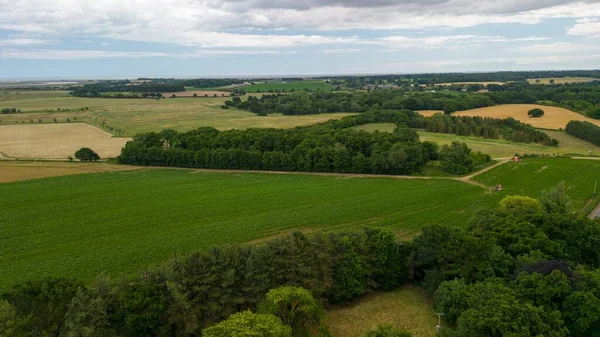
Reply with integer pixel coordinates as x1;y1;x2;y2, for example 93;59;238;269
572;157;600;161
590;200;600;220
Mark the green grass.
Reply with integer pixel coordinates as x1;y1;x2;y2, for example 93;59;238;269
0;169;495;290
352;123;600;157
326;286;436;337
474;157;600;213
243;80;334;92
0;91;353;136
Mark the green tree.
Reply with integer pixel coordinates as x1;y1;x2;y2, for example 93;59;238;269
0;300;27;337
330;236;366;303
258;286;324;336
60;290;113;337
202;310;292;337
362;324;411;337
540;181;572;214
74;148;100;162
528;108;545;118
498;195;542;215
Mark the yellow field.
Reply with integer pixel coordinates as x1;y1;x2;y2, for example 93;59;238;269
417;110;444;117
0;90;354;136
527;77;599;85
0;161;138;183
448;104;600;130
326;286;436;337
0;123;130;159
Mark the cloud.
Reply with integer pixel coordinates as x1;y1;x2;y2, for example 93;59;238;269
0;38;49;46
567;17;600;36
375;35;548;49
0;49;294;59
321;48;363;54
508;41;600;53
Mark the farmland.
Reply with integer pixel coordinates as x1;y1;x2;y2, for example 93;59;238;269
352;123;600;157
0;123;130;159
242;80;334;92
0;90;353;136
0;161;137;183
0;167;496;289
1;156;598;289
527;77;599;84
419;104;600;130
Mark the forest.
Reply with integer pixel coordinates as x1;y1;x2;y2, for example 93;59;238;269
223;81;600;118
70;80;185;97
565;120;600;146
1;184;599;337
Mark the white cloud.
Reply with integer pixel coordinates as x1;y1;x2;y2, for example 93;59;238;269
321;48;363;54
567;17;600;36
0;38;49;46
0;49;295;59
508;41;600;53
375;35;548;49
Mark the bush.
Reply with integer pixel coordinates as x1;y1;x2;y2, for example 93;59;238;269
74;148;100;162
363;325;411;337
202;310;292;337
528;108;545;118
259;286;325;336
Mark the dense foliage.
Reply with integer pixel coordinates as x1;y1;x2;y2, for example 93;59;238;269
408;114;558;146
202;311;292;337
1;108;19;114
118;121;445;175
70;80;184;97
363;325;412;337
565;120;600;146
74;148;100;162
0;228;408;336
528;108;545;118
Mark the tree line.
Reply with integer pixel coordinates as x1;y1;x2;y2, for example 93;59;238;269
565;120;600;146
70;81;184;97
1;108;19;114
2;185;600;336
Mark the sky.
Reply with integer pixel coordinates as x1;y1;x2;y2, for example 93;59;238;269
1;0;600;78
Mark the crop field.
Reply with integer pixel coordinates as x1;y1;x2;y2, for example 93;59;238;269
0;169;497;289
165;90;231;97
0;123;130;159
436;81;505;86
352;123;600;157
242;80;334;92
448;104;600;130
327;286;436;337
474;157;600;212
0;161;137;183
527;77;599;85
0;90;353;136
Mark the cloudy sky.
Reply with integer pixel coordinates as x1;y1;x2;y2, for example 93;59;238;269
1;0;600;78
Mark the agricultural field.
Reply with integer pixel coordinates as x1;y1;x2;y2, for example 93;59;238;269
0;123;130;159
436;81;505;86
0;90;353;136
165;90;231;97
0;168;497;289
527;77;599;84
327;286;436;337
352;123;600;157
0;161;137;183
419;104;600;130
474;157;600;212
242;80;334;92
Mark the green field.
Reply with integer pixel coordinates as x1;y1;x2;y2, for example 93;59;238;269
0;169;496;289
242;80;334;92
0;90;353;136
352;123;600;157
474;157;600;212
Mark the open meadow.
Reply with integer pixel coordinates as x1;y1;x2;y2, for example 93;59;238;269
242;80;334;92
0;156;598;290
352;123;600;157
418;104;600;130
0;123;130;159
327;286;437;337
0;90;353;136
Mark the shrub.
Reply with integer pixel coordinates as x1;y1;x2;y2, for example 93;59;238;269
202;311;292;337
74;148;100;162
258;286;324;336
528;108;544;118
363;325;411;337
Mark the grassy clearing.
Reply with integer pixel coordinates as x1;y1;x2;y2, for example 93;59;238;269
0;169;495;289
474;157;600;213
352;123;600;157
243;80;334;92
326;286;436;337
527;77;599;85
0;161;138;183
0;91;353;136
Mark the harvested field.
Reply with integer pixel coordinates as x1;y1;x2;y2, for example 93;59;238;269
417;110;444;117
0;161;137;183
326;286;436;337
451;104;600;130
527;77;599;85
0;123;130;159
166;90;231;97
